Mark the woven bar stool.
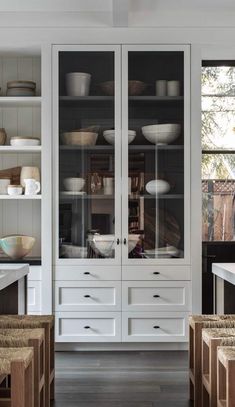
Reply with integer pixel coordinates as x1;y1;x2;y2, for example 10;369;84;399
0;328;45;407
0;347;34;407
202;328;235;407
189;314;235;406
217;346;235;407
0;315;54;407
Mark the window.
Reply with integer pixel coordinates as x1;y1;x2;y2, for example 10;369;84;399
202;61;235;241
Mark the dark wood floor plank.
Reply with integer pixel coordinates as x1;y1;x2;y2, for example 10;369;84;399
52;351;190;407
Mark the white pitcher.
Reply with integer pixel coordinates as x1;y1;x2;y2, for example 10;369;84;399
24;178;40;195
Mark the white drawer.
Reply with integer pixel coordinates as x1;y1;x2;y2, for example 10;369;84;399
122;281;190;311
55;281;121;311
122;312;189;342
122;265;191;281
55;312;121;342
27;281;41;313
54;265;121;281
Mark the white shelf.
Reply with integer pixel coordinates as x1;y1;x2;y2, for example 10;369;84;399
0;146;41;153
0;194;42;200
0;97;41;107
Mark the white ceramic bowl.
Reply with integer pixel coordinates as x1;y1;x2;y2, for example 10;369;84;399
142;123;181;144
61;131;98;146
60;244;87;258
7;185;23;196
103;130;136;145
66;72;91;97
10;137;40;147
146;180;170;195
0;235;35;259
0;178;11;195
63;177;85;192
128;234;140;253
89;234;115;258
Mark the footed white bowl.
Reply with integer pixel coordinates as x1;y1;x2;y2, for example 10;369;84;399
103;130;136;145
142;123;181;144
63;177;85;192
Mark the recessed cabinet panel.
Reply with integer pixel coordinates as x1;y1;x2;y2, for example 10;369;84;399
122;265;191;280
27;281;41;313
122;281;190;311
122;312;189;342
55;312;121;342
55;281;121;311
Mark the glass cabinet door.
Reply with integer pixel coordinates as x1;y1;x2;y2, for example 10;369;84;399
55;46;121;263
122;46;190;262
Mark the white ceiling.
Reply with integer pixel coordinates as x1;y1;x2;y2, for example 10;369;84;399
0;0;234;27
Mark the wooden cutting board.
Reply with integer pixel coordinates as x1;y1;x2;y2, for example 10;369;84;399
0;167;21;185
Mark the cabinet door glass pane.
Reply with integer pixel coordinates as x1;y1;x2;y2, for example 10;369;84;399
128;51;184;259
59;51;116;259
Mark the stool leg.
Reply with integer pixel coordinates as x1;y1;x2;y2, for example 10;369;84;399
50;325;55;401
194;325;202;406
227;360;235;407
42;323;50;407
29;338;40;407
11;359;34;407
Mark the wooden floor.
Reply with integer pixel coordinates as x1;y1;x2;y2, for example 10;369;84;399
53;351;192;407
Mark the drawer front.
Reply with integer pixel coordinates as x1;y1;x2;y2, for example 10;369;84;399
122;281;190;311
55;312;121;342
54;265;121;281
122;312;189;342
55;281;121;311
27;281;41;313
122;266;191;281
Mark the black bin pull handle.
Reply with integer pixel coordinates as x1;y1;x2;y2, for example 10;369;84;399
153;325;160;329
153;294;160;298
153;271;160;275
84;272;90;275
84;294;91;298
84;326;90;329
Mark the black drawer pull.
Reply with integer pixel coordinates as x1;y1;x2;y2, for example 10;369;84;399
84;295;91;298
153;294;160;298
84;326;90;329
153;272;160;275
84;272;90;275
153;325;160;329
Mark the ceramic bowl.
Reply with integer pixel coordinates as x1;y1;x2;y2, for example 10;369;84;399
100;80;147;96
7;81;36;89
89;234;115;258
128;234;140;253
60;244;87;258
61;131;98;146
0;235;35;259
103;130;136;145
10;137;40;147
142;123;181;144
7;185;23;196
6;88;35;97
66;72;91;96
63;177;85;192
146;180;170;195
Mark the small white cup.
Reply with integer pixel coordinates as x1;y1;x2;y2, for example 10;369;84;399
155;80;167;97
7;185;23;196
167;80;180;96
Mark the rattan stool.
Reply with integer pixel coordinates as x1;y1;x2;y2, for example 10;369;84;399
0;347;34;407
0;315;54;407
189;314;235;406
202;328;235;407
217;346;235;407
0;328;45;407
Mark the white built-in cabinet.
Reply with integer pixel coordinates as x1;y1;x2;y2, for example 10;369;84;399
53;44;191;343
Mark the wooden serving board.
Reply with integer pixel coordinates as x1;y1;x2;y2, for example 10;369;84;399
0;167;21;185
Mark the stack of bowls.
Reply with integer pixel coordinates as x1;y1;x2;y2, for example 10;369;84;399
6;81;36;96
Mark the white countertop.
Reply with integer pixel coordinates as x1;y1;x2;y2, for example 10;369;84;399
212;263;235;286
0;264;29;291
